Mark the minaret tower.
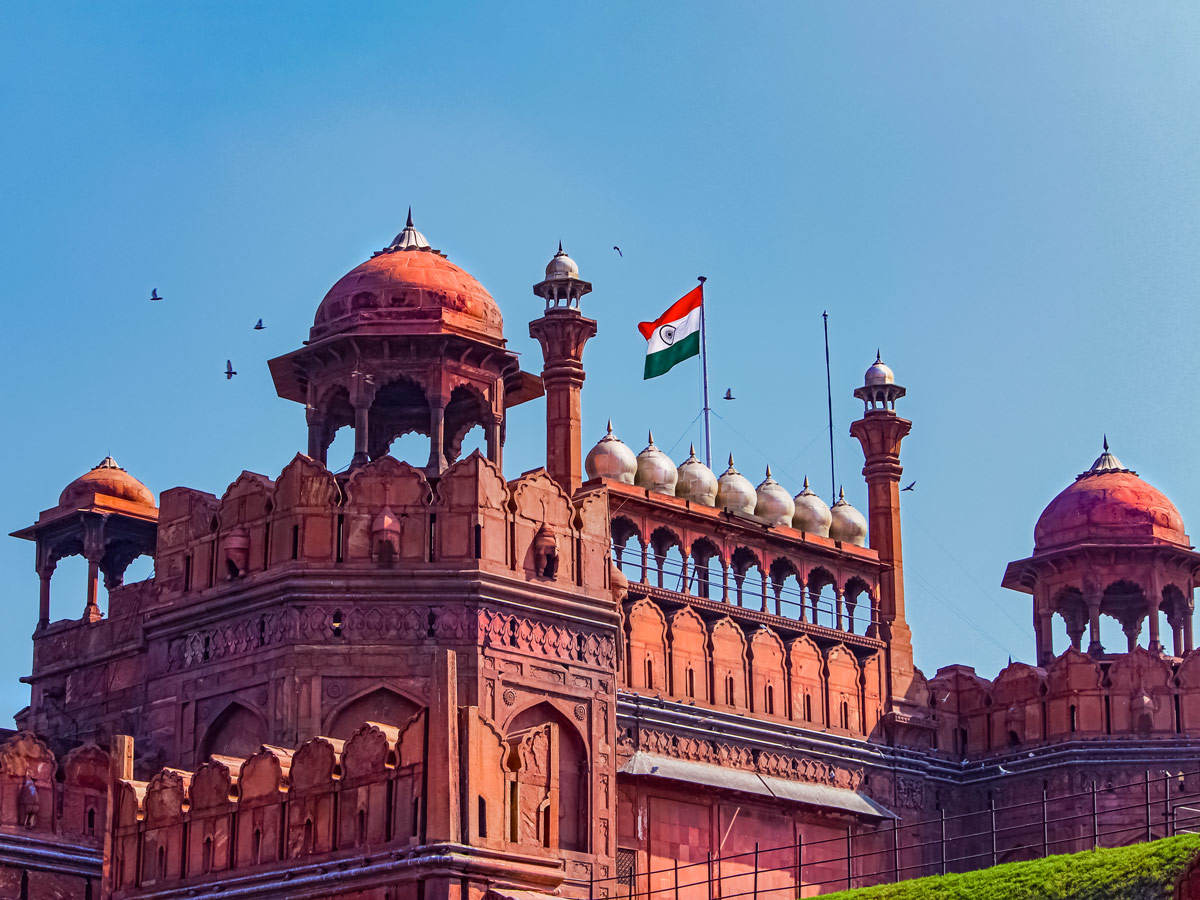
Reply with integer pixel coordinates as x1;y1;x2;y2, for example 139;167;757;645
529;244;597;496
850;353;919;719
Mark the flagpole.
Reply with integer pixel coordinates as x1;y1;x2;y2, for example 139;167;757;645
823;310;836;503
698;276;712;468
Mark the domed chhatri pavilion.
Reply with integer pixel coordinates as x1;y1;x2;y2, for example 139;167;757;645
5;216;1200;900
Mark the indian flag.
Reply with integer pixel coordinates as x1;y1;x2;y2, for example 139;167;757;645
638;285;703;380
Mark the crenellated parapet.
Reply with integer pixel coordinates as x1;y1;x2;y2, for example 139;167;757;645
930;646;1200;758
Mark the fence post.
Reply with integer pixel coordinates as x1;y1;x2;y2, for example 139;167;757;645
674;859;679;900
1166;773;1174;838
846;827;853;890
990;795;997;867
940;808;947;876
1091;780;1099;850
1041;786;1049;859
1145;770;1152;843
796;836;803;897
753;842;759;900
892;817;900;883
707;850;713;900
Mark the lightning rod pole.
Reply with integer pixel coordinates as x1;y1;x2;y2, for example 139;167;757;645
823;310;836;503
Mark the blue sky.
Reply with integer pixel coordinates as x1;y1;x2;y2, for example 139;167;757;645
2;3;1200;723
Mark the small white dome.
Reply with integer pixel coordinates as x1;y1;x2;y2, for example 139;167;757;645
545;242;580;281
715;454;756;515
829;487;868;546
585;421;638;484
754;466;795;526
792;476;832;536
635;432;678;495
676;445;718;506
864;351;894;387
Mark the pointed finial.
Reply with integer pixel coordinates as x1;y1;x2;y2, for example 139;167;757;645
1103;434;1109;452
803;475;810;491
689;443;697;457
765;464;773;479
647;430;654;446
606;419;614;435
875;348;882;363
558;240;564;253
406;206;413;228
839;486;846;501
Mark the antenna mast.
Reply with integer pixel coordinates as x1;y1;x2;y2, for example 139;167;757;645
823;310;837;502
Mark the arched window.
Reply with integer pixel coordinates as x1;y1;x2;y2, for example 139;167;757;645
645;659;654;690
765;684;775;715
725;675;735;706
686;668;696;699
252;829;262;865
1070;704;1078;733
840;701;850;730
202;837;213;873
803;693;813;722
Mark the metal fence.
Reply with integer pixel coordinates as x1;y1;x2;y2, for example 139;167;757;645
591;767;1200;898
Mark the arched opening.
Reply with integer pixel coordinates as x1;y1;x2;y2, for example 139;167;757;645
328;688;420;739
690;538;722;600
730;547;764;609
367;377;431;463
844;577;871;634
610;517;644;583
806;567;836;628
506;703;588;853
649;526;685;591
200;703;268;761
443;386;490;464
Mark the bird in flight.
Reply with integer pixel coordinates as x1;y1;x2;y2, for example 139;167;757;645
902;480;916;491
149;288;162;301
613;246;622;257
723;388;735;400
254;318;265;330
225;360;237;380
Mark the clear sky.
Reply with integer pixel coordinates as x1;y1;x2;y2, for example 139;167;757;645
2;3;1200;724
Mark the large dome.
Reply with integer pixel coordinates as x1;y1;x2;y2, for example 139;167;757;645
1034;445;1188;551
311;214;504;344
58;457;155;509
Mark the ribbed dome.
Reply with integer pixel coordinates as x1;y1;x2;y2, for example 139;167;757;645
676;445;717;506
829;488;868;546
311;213;504;344
545;242;580;281
1034;442;1188;552
59;457;155;509
792;476;832;537
754;466;795;526
716;455;756;515
864;351;894;386
635;433;678;495
585;421;638;484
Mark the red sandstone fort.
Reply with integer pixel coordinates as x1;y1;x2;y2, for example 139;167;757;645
5;216;1200;898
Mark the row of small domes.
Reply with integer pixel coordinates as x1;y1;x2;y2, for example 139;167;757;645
585;424;868;546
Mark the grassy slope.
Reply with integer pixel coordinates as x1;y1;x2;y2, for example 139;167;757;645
819;835;1200;900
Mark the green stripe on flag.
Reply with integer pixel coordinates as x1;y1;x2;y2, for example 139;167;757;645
643;330;701;379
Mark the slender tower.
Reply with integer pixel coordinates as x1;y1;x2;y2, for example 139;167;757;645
529;244;596;496
849;353;919;721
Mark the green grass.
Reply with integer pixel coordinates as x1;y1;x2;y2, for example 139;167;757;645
819;835;1200;900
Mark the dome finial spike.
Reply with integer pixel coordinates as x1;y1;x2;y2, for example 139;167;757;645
606;419;613;435
647;430;654;446
875;348;882;363
1103;433;1109;452
689;442;696;457
765;464;773;479
406;206;413;228
839;485;846;501
803;475;810;490
728;452;735;468
558;239;563;253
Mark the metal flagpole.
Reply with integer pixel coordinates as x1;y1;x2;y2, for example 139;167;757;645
698;276;712;468
823;310;836;503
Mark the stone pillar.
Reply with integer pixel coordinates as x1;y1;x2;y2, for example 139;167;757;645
1148;598;1164;654
1174;622;1185;658
1086;590;1104;656
427;396;448;474
1187;612;1195;654
426;649;460;842
82;517;106;623
306;406;327;465
351;401;370;468
1035;610;1054;666
37;561;54;631
485;416;503;470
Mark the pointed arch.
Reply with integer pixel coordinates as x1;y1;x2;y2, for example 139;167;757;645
199;702;268;762
326;687;422;740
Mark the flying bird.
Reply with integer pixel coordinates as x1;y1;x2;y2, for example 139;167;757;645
149;288;162;301
225;360;237;380
613;246;622;257
723;388;735;400
902;480;916;491
254;319;265;330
